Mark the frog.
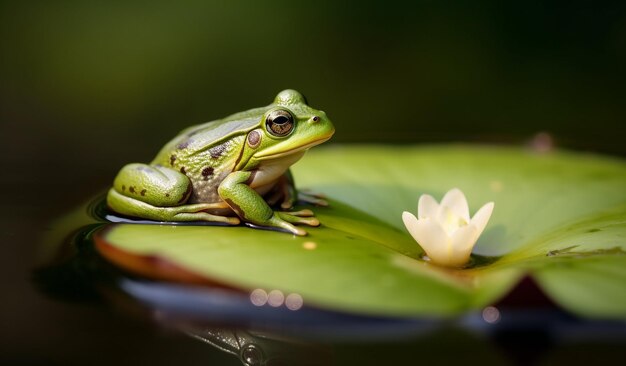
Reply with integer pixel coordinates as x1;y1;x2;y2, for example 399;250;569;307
106;89;334;236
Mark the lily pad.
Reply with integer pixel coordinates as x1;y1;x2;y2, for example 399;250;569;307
95;145;626;319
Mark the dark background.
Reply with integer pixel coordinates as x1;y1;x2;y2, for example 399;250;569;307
1;1;625;364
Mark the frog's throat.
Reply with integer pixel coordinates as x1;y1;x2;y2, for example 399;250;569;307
255;136;332;160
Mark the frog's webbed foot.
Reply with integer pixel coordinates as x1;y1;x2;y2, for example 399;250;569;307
248;210;318;236
220;170;323;236
284;209;315;217
277;210;320;227
265;211;318;236
296;190;329;207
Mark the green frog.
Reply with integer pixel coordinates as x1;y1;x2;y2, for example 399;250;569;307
106;89;334;236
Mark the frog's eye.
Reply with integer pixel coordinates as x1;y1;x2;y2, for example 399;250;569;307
266;109;294;137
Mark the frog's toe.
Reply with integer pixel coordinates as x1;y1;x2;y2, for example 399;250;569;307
287;209;314;217
299;217;320;227
268;215;308;236
290;226;308;236
297;192;329;207
223;216;242;225
280;199;295;210
276;212;320;227
306;197;329;207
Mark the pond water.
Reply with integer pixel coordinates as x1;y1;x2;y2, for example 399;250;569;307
18;196;626;365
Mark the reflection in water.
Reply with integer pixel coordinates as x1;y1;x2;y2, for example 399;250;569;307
181;325;332;366
35;220;333;365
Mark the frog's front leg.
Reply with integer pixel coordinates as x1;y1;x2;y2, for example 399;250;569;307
218;170;319;236
107;163;238;224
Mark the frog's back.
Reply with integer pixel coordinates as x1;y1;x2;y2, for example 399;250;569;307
152;106;266;163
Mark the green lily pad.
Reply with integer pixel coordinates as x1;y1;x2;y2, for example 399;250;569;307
96;145;626;319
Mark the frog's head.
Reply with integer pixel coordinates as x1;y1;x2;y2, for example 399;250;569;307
241;89;335;167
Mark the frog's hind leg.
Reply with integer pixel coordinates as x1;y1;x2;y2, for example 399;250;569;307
107;163;238;225
107;189;239;224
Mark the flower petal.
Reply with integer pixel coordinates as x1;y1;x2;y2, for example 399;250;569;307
470;201;494;237
417;194;439;219
435;205;456;235
402;211;419;232
402;215;450;261
450;224;479;253
440;188;470;223
447;224;479;267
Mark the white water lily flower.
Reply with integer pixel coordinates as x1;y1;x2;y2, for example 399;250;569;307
402;188;494;267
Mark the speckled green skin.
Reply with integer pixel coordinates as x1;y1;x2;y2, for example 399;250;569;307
106;90;335;235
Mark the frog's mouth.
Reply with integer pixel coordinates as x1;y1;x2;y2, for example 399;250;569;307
256;136;333;160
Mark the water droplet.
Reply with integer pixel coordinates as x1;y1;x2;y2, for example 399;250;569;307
303;241;317;250
240;344;263;366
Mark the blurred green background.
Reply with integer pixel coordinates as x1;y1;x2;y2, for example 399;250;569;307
1;1;626;364
2;1;625;205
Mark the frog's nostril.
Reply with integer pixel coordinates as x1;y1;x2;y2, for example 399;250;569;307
311;116;320;123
